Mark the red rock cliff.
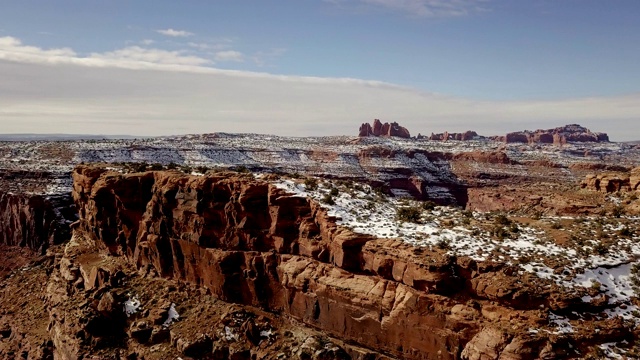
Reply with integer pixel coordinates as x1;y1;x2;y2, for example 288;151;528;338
71;165;620;359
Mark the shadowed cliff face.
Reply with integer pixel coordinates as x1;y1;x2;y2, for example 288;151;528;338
0;190;74;253
70;166;628;360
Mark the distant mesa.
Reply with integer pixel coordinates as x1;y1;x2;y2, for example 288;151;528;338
358;121;608;145
358;119;410;138
493;124;609;145
424;131;482;141
422;124;608;145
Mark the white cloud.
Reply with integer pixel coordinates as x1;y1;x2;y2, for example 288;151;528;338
0;35;638;141
215;50;244;62
90;46;212;66
141;39;155;45
156;28;194;37
0;37;212;69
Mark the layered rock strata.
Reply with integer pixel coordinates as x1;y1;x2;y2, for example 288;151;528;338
68;165;628;359
581;167;640;193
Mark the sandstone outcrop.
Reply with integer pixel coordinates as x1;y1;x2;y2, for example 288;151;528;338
428;131;480;141
359;119;410;138
495;124;609;145
64;165;626;359
0;191;74;253
581;167;640;193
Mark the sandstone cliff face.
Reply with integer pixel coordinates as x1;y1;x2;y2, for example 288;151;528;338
67;165;622;359
581;167;640;193
0;191;73;252
359;119;411;138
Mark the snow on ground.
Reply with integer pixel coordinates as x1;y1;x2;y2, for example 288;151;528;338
124;296;141;316
272;176;640;331
163;303;180;327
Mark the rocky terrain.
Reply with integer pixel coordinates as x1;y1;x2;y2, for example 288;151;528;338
1;127;640;359
419;124;610;145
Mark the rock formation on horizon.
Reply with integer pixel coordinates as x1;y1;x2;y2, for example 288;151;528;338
358;119;411;138
494;124;609;145
427;130;481;141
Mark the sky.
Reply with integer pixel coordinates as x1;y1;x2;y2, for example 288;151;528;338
0;0;639;140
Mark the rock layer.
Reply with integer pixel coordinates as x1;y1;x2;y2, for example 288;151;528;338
581;167;640;193
68;165;624;359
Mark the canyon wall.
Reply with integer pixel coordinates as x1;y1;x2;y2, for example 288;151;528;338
69;165;621;359
0;190;74;252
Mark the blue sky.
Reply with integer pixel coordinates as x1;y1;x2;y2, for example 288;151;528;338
0;0;639;139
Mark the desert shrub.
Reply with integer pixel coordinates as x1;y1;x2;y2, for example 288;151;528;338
149;163;163;171
550;222;562;229
461;210;473;218
322;194;335;205
166;162;178;170
618;227;633;237
329;187;340;196
494;214;511;226
631;264;640;290
396;206;422;223
234;165;250;173
509;223;520;234
131;162;148;172
182;166;192;174
422;201;437;211
492;226;509;240
436;239;451;250
612;205;625;218
196;166;209;174
593;243;608;256
304;178;318;191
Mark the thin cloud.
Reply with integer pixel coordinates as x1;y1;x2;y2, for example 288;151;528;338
215;50;244;62
156;28;194;37
329;0;489;17
0;35;638;141
90;46;212;66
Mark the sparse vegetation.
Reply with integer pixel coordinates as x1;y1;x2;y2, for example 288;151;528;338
321;194;335;205
147;163;161;170
304;178;318;191
421;200;436;211
396;206;422;223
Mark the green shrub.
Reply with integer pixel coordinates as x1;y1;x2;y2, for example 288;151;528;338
612;205;625;218
196;166;209;174
304;178;318;191
397;206;422;223
494;214;511;226
618;227;633;237
131;162;148;172
322;194;335;205
422;201;437;211
329;187;340;196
